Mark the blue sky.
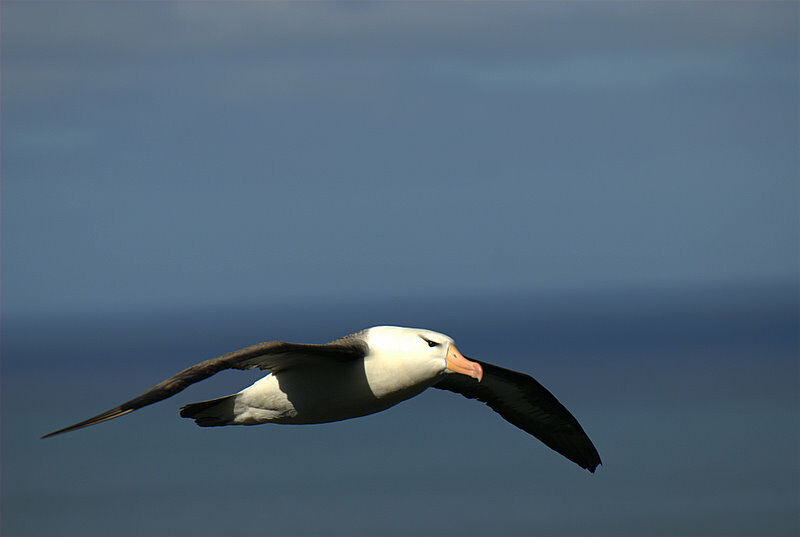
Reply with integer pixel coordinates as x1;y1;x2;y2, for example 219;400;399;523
2;2;797;317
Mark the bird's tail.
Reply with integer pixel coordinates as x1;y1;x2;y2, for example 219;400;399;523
179;395;238;427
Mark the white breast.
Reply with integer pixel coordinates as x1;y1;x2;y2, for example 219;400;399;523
362;346;443;398
234;353;441;425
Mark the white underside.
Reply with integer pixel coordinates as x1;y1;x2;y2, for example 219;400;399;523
231;347;445;425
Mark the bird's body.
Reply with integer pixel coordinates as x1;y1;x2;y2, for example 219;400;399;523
182;327;452;426
43;326;602;472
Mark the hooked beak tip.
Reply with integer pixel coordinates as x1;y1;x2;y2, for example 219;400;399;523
446;345;483;382
473;362;483;382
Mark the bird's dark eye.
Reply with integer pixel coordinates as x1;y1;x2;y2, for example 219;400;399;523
421;337;439;348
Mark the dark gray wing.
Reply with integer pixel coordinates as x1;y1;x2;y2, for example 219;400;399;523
432;358;601;472
42;339;368;438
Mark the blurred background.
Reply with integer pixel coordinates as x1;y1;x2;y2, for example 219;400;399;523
2;2;797;536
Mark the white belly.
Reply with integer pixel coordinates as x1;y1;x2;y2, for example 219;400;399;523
233;355;441;425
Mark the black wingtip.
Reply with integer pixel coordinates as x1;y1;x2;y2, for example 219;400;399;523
584;454;602;473
40;407;133;439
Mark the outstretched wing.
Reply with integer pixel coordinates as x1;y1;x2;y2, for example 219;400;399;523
432;358;601;472
42;339;368;438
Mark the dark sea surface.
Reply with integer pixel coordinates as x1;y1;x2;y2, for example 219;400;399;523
2;284;798;536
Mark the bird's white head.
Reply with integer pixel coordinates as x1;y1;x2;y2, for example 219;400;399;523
364;326;483;382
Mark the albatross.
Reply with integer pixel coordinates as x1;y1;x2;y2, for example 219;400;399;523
42;326;601;472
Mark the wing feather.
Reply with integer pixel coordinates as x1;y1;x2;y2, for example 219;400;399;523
432;358;601;472
41;339;367;438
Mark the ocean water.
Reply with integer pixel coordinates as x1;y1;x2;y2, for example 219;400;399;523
2;285;797;536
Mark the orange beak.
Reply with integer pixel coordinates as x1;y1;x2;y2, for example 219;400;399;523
445;345;483;382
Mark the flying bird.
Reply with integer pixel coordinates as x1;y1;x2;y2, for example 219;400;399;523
42;326;601;472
